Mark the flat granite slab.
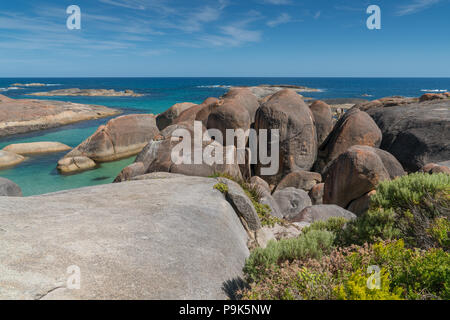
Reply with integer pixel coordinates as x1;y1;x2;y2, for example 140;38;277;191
0;94;121;137
0;175;249;300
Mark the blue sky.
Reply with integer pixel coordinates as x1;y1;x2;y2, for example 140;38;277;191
0;0;449;77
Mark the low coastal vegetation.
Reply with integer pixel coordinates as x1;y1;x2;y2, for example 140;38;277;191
240;173;450;300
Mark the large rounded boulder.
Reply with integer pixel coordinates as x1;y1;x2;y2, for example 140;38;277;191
59;114;160;173
206;97;252;146
254;89;317;185
156;102;196;130
0;177;22;197
309;100;333;146
323;145;405;210
0;175;249;299
361;99;450;172
0;150;25;169
291;205;356;223
174;97;219;126
220;88;260;122
315;108;382;173
273;187;312;220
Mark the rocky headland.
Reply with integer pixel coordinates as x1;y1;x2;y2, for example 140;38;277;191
27;88;144;97
0;94;120;138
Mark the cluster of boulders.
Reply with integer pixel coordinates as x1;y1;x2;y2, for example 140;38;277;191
0;89;448;299
112;89;449;228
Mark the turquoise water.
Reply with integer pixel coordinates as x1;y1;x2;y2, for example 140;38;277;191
1;77;450;196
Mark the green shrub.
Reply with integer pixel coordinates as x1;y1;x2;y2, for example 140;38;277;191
244;230;335;282
241;240;450;300
213;183;228;194
302;217;348;235
427;217;450;250
341;173;450;248
334;268;404;300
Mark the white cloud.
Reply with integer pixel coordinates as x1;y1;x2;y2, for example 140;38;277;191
397;0;441;16
267;13;291;27
314;11;321;19
263;0;291;4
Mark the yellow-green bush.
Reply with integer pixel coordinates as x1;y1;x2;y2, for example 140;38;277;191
241;240;450;300
334;269;403;300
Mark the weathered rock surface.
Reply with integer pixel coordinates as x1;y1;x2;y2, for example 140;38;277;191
360;99;450;172
347;190;377;216
255;224;302;248
419;93;448;102
249;176;271;194
0;175;249;299
0;94;120;138
0;150;25;169
274;170;322;192
220;88;260;122
116;135;243;182
57;156;96;174
27;88;143;97
249;176;282;218
0;177;22;197
420;163;450;174
228;85;320;99
156;102;196;130
217;178;261;231
273;187;312;220
255;89;317;184
3;142;71;155
291;205;356;223
323;145;401;209
113;162;146;183
310;100;334;146
315;108;382;173
206;91;254;145
259;191;283;219
309;183;324;205
60;114;159;173
194;98;221;126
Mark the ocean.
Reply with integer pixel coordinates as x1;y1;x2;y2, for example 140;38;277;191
1;77;449;196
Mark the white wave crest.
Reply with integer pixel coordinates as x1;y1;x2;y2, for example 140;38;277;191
421;89;447;93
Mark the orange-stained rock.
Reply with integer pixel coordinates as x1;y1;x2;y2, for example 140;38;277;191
323;145;401;209
309;100;333;146
420;163;450;174
254;89;317;185
274;170;322;192
309;183;324;205
60;114;160;172
315;108;382;173
419;93;447;102
156;102;196;130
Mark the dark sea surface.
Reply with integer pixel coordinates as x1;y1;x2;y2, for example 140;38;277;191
1;77;449;196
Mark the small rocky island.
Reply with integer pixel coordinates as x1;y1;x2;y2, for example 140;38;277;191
27;88;144;97
228;84;321;99
0;94;120;137
10;83;46;87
